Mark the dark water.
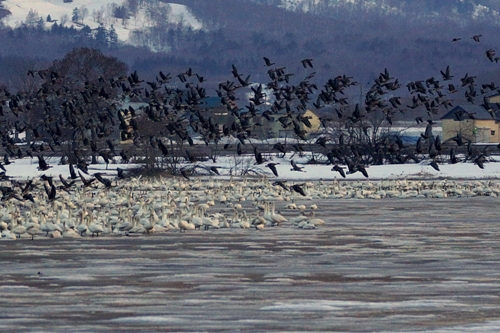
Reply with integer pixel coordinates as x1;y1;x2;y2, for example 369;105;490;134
1;197;500;332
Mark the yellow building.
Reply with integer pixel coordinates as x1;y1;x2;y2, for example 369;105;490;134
301;109;321;134
441;105;500;143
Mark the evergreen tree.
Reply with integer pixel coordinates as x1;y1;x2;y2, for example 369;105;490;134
81;25;92;37
36;17;45;31
51;22;58;32
71;7;80;23
108;24;118;47
94;24;108;45
46;14;52;22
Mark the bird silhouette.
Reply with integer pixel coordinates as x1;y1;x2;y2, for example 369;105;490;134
263;57;275;67
331;165;346;178
266;163;279;177
290;160;305;172
291;184;307;196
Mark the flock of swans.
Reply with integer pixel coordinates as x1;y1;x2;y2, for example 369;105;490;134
1;176;499;240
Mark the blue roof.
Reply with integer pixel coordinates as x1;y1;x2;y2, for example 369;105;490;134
440;105;500;121
199;97;223;109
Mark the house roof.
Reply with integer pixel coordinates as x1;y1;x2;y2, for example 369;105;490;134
199;96;224;109
440;105;500;121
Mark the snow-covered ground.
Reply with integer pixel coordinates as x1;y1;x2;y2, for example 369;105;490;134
5;153;500;181
1;0;202;46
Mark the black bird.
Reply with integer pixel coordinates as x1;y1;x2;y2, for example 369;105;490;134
59;174;76;190
331;165;346;178
452;133;465;146
254;146;265;164
301;58;314;68
450;148;460;164
79;171;96;187
263;57;275;67
291;184;307;197
273;181;289;191
157;139;169;156
23;193;35;203
37;155;51;171
69;164;78;179
421;122;433;139
474;154;487;169
273;142;286;154
120;150;129;163
430;160;440;171
77;159;89;174
21;179;34;196
472;34;482;42
40;174;54;186
290;160;305;172
486;49;496;62
44;182;57;201
180;168;191;180
99;150;113;167
266;163;279;177
117;168;125;179
94;173;112;188
106;140;117;156
231;64;241;78
440;65;453;81
357;164;369;178
415;137;423;154
209;166;220;176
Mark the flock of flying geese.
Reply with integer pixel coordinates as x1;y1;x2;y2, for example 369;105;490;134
0;34;499;239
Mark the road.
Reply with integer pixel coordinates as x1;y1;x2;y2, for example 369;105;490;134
1;197;500;332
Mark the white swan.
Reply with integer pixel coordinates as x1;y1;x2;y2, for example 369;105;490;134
26;225;41;240
76;211;89;236
143;211;156;234
270;203;287;226
88;214;104;237
178;213;195;232
12;222;27;239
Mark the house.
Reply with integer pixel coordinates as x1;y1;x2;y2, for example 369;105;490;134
441;104;500;143
259;109;322;139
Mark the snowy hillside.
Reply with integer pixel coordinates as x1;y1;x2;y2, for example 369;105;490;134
1;0;202;50
253;0;500;24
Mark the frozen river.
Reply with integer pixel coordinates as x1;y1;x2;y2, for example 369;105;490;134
2;197;500;332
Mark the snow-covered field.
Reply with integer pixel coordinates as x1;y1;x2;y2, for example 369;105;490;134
5;153;500;181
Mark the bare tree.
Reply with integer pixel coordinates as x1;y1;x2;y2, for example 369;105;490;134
80;6;89;24
12;57;45;95
92;8;104;23
25;9;39;26
51;47;127;87
59;14;68;26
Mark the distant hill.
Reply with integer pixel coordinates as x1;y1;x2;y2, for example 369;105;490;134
251;0;500;25
1;0;500;97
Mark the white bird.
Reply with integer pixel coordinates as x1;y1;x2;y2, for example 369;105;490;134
12;222;27;239
178;213;195;232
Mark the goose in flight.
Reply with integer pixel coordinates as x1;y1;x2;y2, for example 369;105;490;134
266;163;279;177
263;57;275;67
301;58;314;68
290;160;305;172
331;165;346;178
472;34;482;42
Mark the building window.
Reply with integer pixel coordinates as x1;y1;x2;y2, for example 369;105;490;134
491;130;496;136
